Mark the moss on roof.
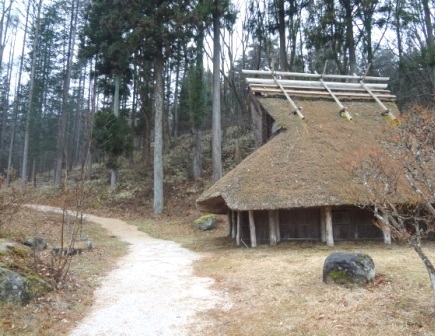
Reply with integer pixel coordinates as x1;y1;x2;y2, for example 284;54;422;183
196;97;400;214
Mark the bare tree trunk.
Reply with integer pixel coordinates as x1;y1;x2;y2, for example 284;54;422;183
22;0;42;190
7;0;30;187
0;21;16;169
173;45;181;139
55;0;79;187
422;0;435;90
343;0;357;74
411;239;435;300
192;128;202;179
212;5;222;183
153;43;164;213
111;73;120;189
276;0;288;71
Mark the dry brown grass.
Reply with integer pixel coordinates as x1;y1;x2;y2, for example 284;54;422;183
133;217;435;336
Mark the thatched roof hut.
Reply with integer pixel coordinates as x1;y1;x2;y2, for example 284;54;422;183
197;71;400;247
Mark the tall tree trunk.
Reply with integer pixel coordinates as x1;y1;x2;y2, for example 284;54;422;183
153;43;164;213
212;4;222;183
0;23;16;169
7;0;30;187
343;0;356;74
111;73;120;189
192;128;202;179
22;0;42;190
55;0;79;187
173;45;181;139
422;0;435;90
277;0;288;71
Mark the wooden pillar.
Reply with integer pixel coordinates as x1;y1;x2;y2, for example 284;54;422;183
231;210;237;239
276;211;281;243
320;207;326;242
269;210;278;246
325;206;334;247
383;213;392;245
227;211;232;237
248;210;257;248
236;211;241;246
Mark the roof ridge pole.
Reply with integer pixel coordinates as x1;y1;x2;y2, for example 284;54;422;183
271;70;305;119
354;73;397;120
315;71;352;121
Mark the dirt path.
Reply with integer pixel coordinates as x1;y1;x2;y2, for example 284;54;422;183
26;205;230;336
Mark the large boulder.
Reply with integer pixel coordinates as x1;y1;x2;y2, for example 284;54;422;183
0;239;31;257
323;252;375;286
0;266;51;305
193;215;216;231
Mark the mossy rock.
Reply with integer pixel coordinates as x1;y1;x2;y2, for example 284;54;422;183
323;252;375;286
0;239;31;258
0;266;52;305
193;215;216;231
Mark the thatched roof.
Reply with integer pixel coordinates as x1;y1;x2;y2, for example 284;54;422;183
196;97;400;214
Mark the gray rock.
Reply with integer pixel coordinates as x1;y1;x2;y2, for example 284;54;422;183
51;240;93;256
0;266;51;305
193;215;215;231
0;239;31;257
23;237;47;251
323;252;375;286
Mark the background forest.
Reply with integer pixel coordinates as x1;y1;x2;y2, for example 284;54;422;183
0;0;433;212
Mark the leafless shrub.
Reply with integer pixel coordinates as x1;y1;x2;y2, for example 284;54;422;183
348;106;435;301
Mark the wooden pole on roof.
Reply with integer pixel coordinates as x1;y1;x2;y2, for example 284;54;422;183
325;206;334;247
315;71;352;121
236;211;241;246
241;69;390;82
271;72;305;119
269;210;278;246
248;210;257;248
355;68;397;120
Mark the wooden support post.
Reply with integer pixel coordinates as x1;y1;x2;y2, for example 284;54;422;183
227;211;232;237
236;211;241;246
320;207;326;242
232;210;237;239
269;210;278;246
276;212;281;243
248;210;257;248
325;206;334;247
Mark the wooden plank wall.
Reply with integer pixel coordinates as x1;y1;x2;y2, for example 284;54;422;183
279;208;321;240
242;207;383;245
332;207;383;240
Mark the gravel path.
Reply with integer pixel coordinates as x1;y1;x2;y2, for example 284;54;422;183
26;205;230;336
